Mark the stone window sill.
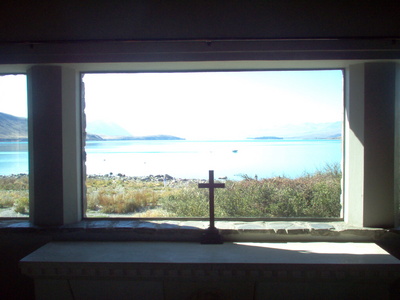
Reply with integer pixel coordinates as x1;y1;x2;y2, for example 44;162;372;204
0;219;391;242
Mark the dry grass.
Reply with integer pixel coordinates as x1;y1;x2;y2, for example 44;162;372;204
0;166;341;219
85;164;342;218
133;208;171;218
86;177;161;214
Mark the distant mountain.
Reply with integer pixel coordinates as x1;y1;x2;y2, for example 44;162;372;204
251;122;342;139
288;122;342;139
87;134;185;141
0;114;184;141
0;113;338;141
114;135;185;141
248;136;283;140
85;121;185;140
86;133;104;141
0;112;28;141
86;120;132;137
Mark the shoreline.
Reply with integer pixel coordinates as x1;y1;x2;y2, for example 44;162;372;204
86;173;214;186
0;173;230;186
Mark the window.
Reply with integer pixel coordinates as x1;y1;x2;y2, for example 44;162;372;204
82;70;344;219
0;74;29;217
3;60;393;228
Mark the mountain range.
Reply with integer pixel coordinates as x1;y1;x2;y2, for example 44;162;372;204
0;112;28;141
86;120;132;137
249;121;342;139
85;120;184;140
0;113;184;141
0;112;342;141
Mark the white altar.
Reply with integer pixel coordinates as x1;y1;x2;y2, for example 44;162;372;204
20;242;400;300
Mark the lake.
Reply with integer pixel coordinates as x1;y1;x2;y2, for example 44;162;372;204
0;142;29;175
0;139;342;179
84;139;342;179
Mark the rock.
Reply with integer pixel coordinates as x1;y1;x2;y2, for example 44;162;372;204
165;174;174;180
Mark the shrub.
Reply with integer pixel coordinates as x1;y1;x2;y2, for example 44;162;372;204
160;163;342;218
0;191;18;208
0;175;29;190
0;175;29;213
159;185;209;217
85;163;342;218
14;196;29;214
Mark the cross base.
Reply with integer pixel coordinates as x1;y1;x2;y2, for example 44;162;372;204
201;226;223;244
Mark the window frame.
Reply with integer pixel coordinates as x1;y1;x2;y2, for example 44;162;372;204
0;57;398;230
80;68;346;221
0;73;29;217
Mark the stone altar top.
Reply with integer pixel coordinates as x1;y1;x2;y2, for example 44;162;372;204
20;241;400;265
20;242;400;300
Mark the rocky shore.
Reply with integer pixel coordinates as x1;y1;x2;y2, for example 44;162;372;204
86;173;212;186
2;173;227;185
0;173;28;178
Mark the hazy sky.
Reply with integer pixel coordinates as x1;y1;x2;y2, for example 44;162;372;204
83;70;343;140
0;74;27;117
0;71;343;140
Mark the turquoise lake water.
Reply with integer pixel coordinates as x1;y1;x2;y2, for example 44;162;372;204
0;139;342;179
84;139;342;179
0;142;29;175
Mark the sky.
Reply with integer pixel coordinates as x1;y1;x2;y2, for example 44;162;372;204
0;74;27;117
83;70;343;140
0;70;343;140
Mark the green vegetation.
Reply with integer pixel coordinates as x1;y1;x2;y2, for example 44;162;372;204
0;175;29;214
160;164;341;218
0;164;342;218
86;164;342;218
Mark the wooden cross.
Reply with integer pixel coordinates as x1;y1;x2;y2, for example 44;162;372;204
198;170;225;244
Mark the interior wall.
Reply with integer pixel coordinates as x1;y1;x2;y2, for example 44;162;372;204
0;0;399;42
0;1;399;64
0;1;399;299
0;233;50;300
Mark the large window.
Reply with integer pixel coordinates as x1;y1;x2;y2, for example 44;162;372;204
82;70;344;219
0;74;28;217
0;61;393;228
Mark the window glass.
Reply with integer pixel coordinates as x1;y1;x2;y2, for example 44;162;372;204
0;74;29;217
83;70;343;219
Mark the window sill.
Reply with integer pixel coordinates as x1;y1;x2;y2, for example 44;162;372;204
0;219;391;242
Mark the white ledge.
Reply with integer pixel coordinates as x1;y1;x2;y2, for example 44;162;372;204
20;241;400;281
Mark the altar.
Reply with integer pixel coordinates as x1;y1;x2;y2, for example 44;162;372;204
20;241;400;299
